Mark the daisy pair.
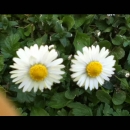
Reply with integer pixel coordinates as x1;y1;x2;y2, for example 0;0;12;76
10;44;115;92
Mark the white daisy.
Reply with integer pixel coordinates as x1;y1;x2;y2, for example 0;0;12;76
10;44;65;92
70;45;116;91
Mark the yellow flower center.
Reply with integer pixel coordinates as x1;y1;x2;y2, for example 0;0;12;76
29;64;48;81
86;61;102;77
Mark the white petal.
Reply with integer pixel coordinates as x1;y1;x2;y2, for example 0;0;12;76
71;70;85;78
44;80;51;89
100;73;110;81
47;58;63;67
74;55;86;65
16;48;29;64
38;45;48;63
27;83;33;92
70;67;85;72
77;51;87;63
85;77;89;90
11;73;25;78
29;56;37;65
99;47;109;58
89;78;94;91
44;49;58;64
93;78;98;89
49;74;62;80
77;74;86;87
39;82;44;92
10;70;27;74
18;77;31;89
13;58;28;66
82;47;92;63
47;76;60;83
48;70;65;75
96;76;104;85
12;75;25;82
23;80;32;92
48;65;65;70
33;82;39;92
73;75;81;82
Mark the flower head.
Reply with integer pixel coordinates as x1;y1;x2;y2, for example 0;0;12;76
10;44;65;92
70;45;116;91
125;72;130;78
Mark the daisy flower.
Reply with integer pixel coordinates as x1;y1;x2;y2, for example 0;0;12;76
70;45;116;91
10;44;65;92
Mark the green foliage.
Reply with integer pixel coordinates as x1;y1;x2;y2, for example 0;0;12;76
1;14;130;116
30;107;49;116
1;33;20;58
96;90;111;104
73;31;90;51
111;47;125;60
0;55;4;71
112;91;126;105
67;102;93;116
47;92;72;109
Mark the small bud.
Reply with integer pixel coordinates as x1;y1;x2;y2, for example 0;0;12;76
95;30;101;37
49;44;55;50
107;14;115;17
68;54;72;60
117;69;130;78
125;73;130;78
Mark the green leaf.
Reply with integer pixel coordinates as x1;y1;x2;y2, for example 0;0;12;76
9;21;18;27
34;97;45;108
24;24;35;36
87;92;99;105
112;91;126;105
119;28;126;35
17;28;26;39
17;108;27;116
65;88;80;100
103;27;112;32
0;55;4;72
16;89;36;103
54;21;64;33
47;92;71;109
118;77;129;88
74;16;86;29
112;109;130;116
96;90;111;104
112;35;124;45
57;108;68;116
125;94;130;103
85;14;95;25
111;47;125;60
1;33;20;58
62;15;75;30
115;65;122;72
106;17;114;25
115;76;129;89
127;51;130;65
103;81;113;90
30;107;49;116
95;21;108;30
96;104;104;116
59;37;68;47
73;31;90;52
0;85;7;95
67;102;92;116
35;34;48;46
123;40;130;47
98;40;111;49
1;15;9;30
103;104;113;116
